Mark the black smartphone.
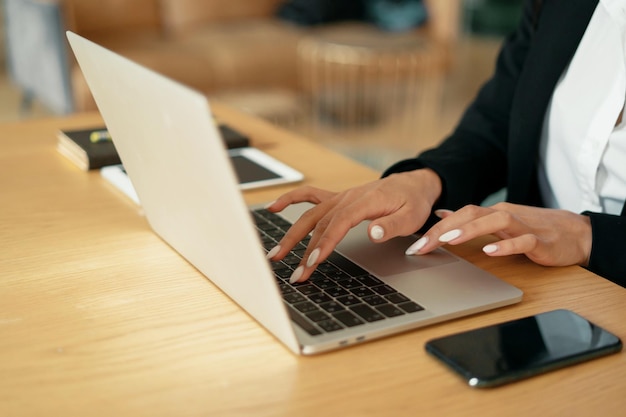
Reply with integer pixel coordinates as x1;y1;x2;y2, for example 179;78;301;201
425;309;622;388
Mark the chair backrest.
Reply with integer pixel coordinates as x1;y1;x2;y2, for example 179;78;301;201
62;0;162;36
159;0;285;34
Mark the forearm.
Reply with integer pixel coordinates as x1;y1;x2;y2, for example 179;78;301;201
384;0;537;208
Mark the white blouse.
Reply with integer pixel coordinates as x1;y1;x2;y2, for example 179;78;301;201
538;0;626;215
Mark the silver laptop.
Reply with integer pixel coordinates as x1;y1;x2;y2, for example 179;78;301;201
67;31;522;355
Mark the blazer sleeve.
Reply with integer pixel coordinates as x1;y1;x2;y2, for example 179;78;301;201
383;0;537;210
584;212;626;287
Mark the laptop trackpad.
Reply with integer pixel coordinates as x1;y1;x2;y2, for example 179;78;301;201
279;203;458;277
336;223;458;278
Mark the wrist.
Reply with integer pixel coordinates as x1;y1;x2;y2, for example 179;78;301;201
404;168;443;207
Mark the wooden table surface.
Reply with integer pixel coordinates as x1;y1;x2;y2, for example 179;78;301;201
1;104;625;416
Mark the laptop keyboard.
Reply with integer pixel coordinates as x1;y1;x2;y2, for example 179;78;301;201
253;209;424;336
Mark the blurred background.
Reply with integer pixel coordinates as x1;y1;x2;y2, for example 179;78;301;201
0;0;523;170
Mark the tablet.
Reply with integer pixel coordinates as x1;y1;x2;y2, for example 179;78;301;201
101;147;303;204
229;147;303;190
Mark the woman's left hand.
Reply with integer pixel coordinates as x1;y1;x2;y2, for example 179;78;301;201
406;202;593;267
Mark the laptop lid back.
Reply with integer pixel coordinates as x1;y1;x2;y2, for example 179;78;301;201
66;31;301;354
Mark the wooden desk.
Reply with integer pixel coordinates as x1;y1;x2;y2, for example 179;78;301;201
2;105;625;416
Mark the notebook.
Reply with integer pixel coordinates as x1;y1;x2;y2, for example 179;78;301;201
66;31;523;355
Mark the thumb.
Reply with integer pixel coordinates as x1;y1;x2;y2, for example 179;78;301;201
367;208;429;243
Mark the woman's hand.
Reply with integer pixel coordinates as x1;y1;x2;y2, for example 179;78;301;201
265;169;442;283
406;202;592;267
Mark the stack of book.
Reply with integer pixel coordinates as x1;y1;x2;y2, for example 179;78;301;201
56;124;251;171
56;127;120;171
56;124;253;204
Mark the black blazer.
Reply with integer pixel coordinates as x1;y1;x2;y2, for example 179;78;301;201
384;0;626;286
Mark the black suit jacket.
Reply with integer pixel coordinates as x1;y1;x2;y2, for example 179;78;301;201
383;0;626;286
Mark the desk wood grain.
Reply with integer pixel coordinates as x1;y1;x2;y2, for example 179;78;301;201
1;107;625;417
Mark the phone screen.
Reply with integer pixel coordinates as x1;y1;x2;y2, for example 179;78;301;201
226;148;303;190
425;309;622;388
230;154;280;183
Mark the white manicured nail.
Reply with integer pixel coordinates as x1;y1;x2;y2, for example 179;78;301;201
370;225;385;240
439;229;462;243
434;209;454;218
483;244;498;254
289;266;304;284
306;248;320;267
405;236;428;255
266;245;281;259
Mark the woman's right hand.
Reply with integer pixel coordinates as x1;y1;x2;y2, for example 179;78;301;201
265;168;442;283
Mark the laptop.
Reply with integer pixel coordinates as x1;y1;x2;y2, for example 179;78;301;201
66;31;523;355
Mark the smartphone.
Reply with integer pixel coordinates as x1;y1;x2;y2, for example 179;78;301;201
425;309;622;388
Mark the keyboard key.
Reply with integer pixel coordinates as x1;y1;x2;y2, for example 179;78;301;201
306;310;331;322
350;286;374;298
265;229;284;239
350;304;385;322
263;240;276;250
278;283;295;294
308;292;332;304
273;266;293;279
308;271;327;281
318;264;349;279
293;301;320;314
398;301;424;313
336;294;361;306
337;278;362;289
333;311;365;327
325;286;350;298
385;293;410;304
317;262;340;274
317;320;344;332
372;284;397;296
362;294;387;306
357;275;383;287
376;304;405;318
282;254;301;267
286;305;322;336
320;301;345;313
325;270;350;280
311;278;336;289
283;292;306;304
296;284;322;296
326;252;369;277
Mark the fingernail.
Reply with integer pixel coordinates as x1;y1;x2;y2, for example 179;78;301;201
289;266;304;284
405;236;428;255
483;244;498;254
266;245;281;259
306;248;320;267
439;229;462;243
370;225;385;240
434;209;453;218
264;200;276;209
